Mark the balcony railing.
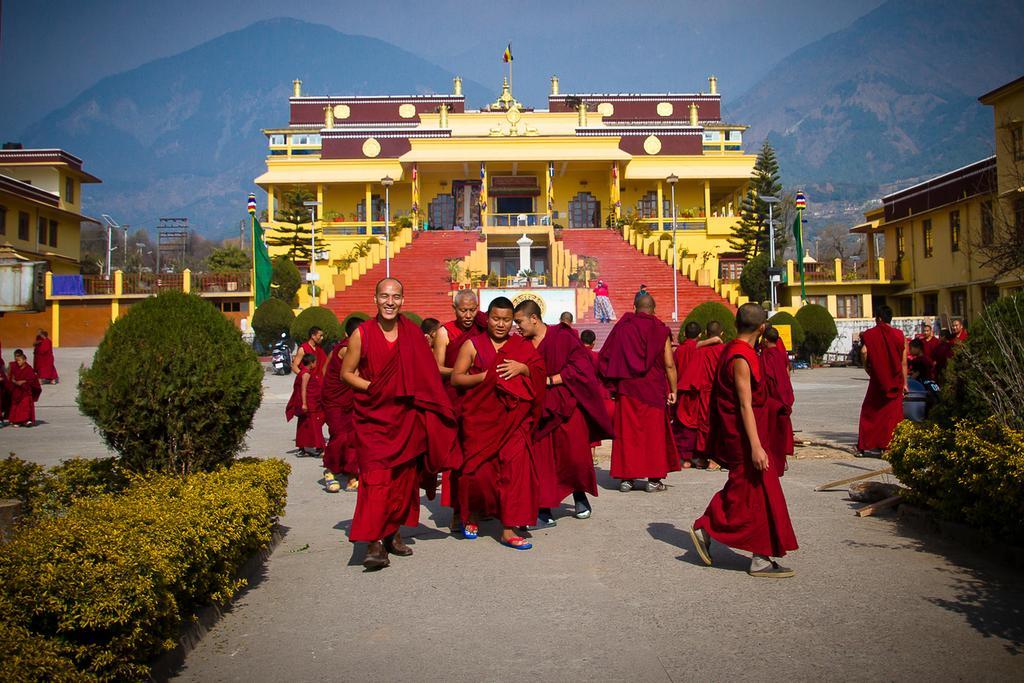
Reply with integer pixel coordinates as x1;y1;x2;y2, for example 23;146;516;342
487;213;552;227
196;271;251;293
47;270;252;299
122;273;184;295
82;275;115;296
638;218;707;231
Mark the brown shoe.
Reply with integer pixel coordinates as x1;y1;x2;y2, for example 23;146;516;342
384;531;413;557
363;541;390;570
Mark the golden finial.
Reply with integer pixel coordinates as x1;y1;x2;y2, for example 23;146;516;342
453;76;463;96
577;101;588;127
324;105;334;129
550;75;560;96
689;102;699;126
708;75;718;94
293;79;302;97
439;103;450;128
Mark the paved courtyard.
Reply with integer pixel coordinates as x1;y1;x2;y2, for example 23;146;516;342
3;349;1022;681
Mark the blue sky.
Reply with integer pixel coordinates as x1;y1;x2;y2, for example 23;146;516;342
0;0;884;134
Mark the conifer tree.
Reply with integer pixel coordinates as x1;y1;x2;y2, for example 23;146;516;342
729;141;784;260
266;188;321;261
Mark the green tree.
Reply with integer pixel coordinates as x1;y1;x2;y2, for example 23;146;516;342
252;297;296;347
681;301;737;342
206;245;252;272
739;252;770;303
267;188;320;261
795;303;838;361
729;141;783;260
271;256;302;304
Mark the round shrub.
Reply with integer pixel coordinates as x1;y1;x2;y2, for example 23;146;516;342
402;311;423;326
290;306;343;346
739;252;769;303
795;303;838;360
251;297;295;347
341;311;371;337
78;291;263;474
681;301;736;342
271;257;301;304
768;311;806;349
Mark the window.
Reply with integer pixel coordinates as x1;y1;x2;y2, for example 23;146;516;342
636;191;669;219
702;131;721;142
428;193;455;229
727;131;743;143
1012;125;1024;162
836;295;863;319
18;211;29;240
923;293;938;316
951;290;967;318
805;295;827;307
897;297;913;317
218;301;242;313
0;205;6;235
982;286;1000;307
357;195;385;222
64;177;74;204
37;216;47;244
981;201;994;246
49;220;58;247
949;210;960;252
896;227;905;258
923;219;933;257
567;192;600;228
269;134;285;146
719;259;744;281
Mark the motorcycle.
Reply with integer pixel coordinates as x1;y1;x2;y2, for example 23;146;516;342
270;332;292;375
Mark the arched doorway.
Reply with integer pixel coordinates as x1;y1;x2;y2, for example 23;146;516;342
568;192;601;228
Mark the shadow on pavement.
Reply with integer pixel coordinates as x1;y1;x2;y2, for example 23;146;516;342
646;522;748;570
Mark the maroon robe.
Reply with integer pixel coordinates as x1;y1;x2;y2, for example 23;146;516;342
285;367;325;449
298;341;328;374
694;340;798;558
349;316;459;542
932;341;954;381
761;344;795;472
673;339;701;461
455;333;546;527
919;335;941;362
534;322;612;506
694;344;725;455
7;362;42;425
439;310;488;507
857;323;906;451
908;353;935;381
32;336;58;382
599;312;679;480
322;340;358;476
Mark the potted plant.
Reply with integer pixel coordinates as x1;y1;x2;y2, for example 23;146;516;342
445;258;463;290
519;269;538;287
568;272;579;288
487;271;499;287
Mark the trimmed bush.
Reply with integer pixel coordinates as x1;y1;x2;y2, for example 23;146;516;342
0;455;45;516
681;301;736;342
768;311;806;349
271;257;301;304
886;419;1024;544
78;292;263;474
341;311;371;336
795;303;837;360
0;459;289;681
402;311;423;326
290;306;343;346
739;252;769;303
252;297;295;347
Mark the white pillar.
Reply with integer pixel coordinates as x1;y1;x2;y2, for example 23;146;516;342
517;233;533;275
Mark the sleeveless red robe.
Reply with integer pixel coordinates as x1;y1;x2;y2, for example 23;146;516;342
285;367;325;449
439;311;487;507
33;336;58;382
322;340;358;476
672;338;700;461
761;343;795;472
857;323;905;451
7;362;41;424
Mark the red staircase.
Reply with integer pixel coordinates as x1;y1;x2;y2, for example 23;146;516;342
325;231;479;322
561;229;735;328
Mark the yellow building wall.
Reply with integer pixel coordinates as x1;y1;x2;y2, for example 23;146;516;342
0;191;82;270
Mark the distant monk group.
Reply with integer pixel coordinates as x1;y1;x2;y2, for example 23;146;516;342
286;280;799;576
0;330;53;428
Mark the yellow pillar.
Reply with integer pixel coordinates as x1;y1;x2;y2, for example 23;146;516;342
412;167;421;230
480;163;488;227
268;184;276;220
656;182;664;231
611;162;621;220
112;270;123;320
834;258;843;283
51;300;60;348
183;268;192;293
786;259;794;286
546;163;553;223
365;183;373;235
877;257;887;282
703;181;711;224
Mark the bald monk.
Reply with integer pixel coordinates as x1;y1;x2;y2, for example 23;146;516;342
857;305;907;456
559;311;574;327
321;316;364;493
342;278;459;570
292;326;328;376
917;322;941;362
599;294;679;492
691;321;726;469
514;300;612;525
950;318;968;344
761;326;795;473
690;303;798;578
433;289;488;519
285;353;326;455
451;297;546;549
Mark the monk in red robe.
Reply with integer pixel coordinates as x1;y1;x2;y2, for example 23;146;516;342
291;326;328;376
451;297;546;549
690;321;725;468
433;290;488;518
580;328;615;456
321;316;364;493
675;321;727;468
285;353;326;454
0;344;9;423
857;305;908;455
342;278;459;569
761;326;795;473
917;323;941;361
950;318;969;344
599;294;679;492
32;330;59;384
932;330;955;382
690;303;798;578
7;350;42;427
514;300;612;525
907;338;935;382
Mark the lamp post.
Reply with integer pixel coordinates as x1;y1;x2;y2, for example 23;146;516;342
303;200;322;306
666;173;679;321
381;176;394;277
135;243;147;274
101;214;120;278
761;195;780;311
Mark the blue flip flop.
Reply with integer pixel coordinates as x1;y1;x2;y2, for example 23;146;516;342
500;537;533;550
461;524;479;539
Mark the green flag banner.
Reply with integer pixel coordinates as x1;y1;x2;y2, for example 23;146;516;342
792;212;807;302
252;214;272;306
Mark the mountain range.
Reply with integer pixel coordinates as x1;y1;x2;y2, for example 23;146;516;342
18;4;1024;237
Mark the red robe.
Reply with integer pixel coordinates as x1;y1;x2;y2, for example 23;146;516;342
439;311;488;507
455;333;546;527
931;340;954;381
599;312;679;480
349;316;459;542
694;344;725;455
919;335;941;362
761;344;795;472
694;340;798;558
534;323;612;506
285;367;325;449
673;339;701;460
322;340;359;476
7;362;42;424
908;353;935;381
32;336;58;382
858;323;906;451
298;341;328;374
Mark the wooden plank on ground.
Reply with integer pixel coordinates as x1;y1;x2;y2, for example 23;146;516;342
856;495;902;517
815;466;893;492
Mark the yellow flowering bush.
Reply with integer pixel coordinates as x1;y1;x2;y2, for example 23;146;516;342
0;458;289;681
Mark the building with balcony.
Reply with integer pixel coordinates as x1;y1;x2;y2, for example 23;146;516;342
0;147;101;275
255;75;756;315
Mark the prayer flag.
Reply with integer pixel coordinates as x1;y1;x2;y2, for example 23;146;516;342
250;193;272;306
503;44;513;63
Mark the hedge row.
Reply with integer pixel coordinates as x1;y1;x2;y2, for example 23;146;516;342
0;458;290;681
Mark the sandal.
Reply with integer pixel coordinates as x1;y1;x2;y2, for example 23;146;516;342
500;536;533;551
324;472;341;493
345;478;359;492
461;523;479;540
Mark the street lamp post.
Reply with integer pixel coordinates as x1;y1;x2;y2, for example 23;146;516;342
303;200;322;306
761;195;780;311
666;174;679;321
381;176;394;277
101;214;121;278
